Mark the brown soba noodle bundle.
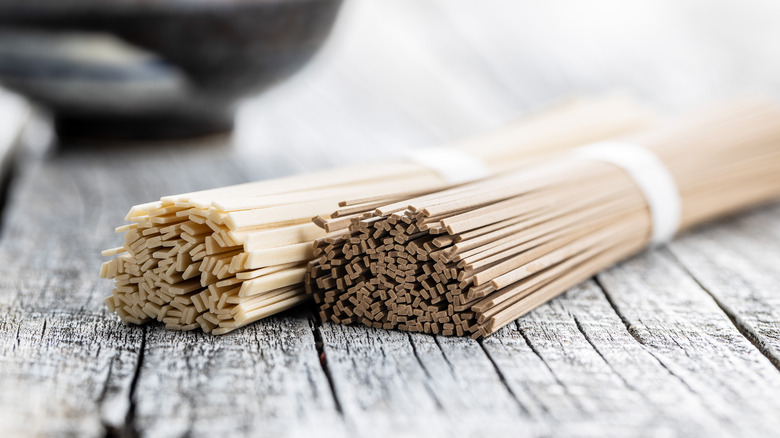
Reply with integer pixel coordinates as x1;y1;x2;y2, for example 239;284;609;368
100;95;654;334
305;98;780;338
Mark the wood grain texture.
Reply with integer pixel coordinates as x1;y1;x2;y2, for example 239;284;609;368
1;0;780;436
666;204;780;369
595;249;780;435
316;322;547;437
133;312;345;438
479;267;780;437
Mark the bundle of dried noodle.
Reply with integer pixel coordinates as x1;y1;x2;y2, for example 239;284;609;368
305;98;780;338
99;95;653;334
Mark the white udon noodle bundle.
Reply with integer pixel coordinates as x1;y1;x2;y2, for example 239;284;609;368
100;96;654;334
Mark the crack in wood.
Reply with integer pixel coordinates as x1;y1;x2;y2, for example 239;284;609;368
476;339;531;415
309;314;345;415
406;335;445;411
104;326;145;438
570;314;652;405
594;275;700;397
38;318;46;343
96;357;115;407
13;322;21;352
514;320;585;412
406;333;433;379
0;162;17;241
431;337;456;375
664;248;780;372
125;327;145;438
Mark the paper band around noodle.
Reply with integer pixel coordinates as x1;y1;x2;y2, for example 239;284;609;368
572;142;681;245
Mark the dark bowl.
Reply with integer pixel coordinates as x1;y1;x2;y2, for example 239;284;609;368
0;0;342;139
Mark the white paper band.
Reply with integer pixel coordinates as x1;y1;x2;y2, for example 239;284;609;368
405;147;491;184
572;142;681;245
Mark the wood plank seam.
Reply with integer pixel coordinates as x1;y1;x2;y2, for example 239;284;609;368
515;324;587;413
431;336;457;375
309;315;345;415
592;275;703;397
405;334;447;411
663;248;780;371
103;326;145;438
475;339;531;414
570;314;654;403
406;333;434;378
590;268;780;434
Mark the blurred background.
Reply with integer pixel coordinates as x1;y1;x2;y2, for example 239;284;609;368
236;0;780;174
1;0;779;163
1;3;780;436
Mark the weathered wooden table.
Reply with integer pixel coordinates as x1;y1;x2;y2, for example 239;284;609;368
2;1;779;436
